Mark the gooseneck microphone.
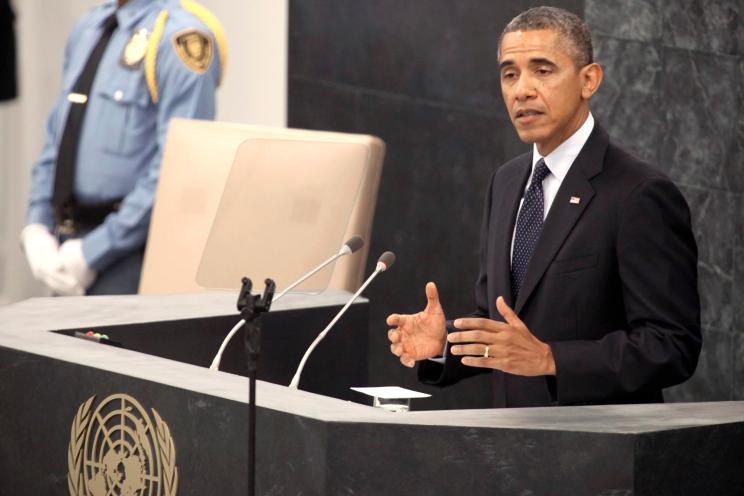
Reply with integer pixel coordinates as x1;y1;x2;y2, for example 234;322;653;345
288;251;395;390
273;235;364;301
208;235;365;371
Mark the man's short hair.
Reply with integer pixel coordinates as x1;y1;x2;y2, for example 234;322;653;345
499;6;594;68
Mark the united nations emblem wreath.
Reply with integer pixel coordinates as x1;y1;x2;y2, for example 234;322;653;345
67;394;178;496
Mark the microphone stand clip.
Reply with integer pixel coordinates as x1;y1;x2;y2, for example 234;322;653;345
236;276;275;496
238;277;276;373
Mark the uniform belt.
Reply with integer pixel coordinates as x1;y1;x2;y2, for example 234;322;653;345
55;200;122;236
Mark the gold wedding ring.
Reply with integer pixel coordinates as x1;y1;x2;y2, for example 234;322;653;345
484;345;490;358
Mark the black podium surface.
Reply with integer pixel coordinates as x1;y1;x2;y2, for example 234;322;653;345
0;293;743;496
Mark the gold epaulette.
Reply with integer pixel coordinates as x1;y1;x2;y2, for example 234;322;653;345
144;2;228;104
145;10;169;103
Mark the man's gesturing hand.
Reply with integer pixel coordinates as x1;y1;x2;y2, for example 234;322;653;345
449;296;556;376
387;282;447;368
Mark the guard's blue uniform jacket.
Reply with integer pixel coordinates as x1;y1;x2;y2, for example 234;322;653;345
27;0;221;274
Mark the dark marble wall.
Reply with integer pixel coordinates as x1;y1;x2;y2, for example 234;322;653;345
288;0;742;407
585;0;744;402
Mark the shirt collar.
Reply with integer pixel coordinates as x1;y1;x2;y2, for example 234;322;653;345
531;112;595;182
117;0;162;30
95;0;160;31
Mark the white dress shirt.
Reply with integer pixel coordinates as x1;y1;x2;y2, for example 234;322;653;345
510;113;595;263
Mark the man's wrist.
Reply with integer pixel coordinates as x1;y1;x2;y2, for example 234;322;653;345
426;333;448;364
543;343;556;376
439;333;448;356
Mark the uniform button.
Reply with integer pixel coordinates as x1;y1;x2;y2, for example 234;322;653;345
114;90;124;101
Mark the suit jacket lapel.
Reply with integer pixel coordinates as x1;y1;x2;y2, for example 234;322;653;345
492;158;531;309
514;124;609;314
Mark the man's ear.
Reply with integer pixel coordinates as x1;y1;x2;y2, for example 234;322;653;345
580;63;603;99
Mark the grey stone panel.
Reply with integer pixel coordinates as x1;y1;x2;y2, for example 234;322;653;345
678;186;736;331
586;0;662;42
660;48;739;190
726;58;744;192
326;422;635;495
592;36;661;164
734;333;744;399
287;77;361;133
665;328;733;402
289;0;583;112
661;0;743;54
635;422;744;496
735;193;744;334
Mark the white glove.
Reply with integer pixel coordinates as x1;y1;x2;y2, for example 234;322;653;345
58;238;97;292
20;224;82;295
43;258;85;296
20;224;59;279
20;225;99;295
21;224;95;296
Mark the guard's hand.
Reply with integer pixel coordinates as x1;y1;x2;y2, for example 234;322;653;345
387;282;447;368
40;260;84;296
20;224;80;295
448;296;556;376
58;239;97;291
20;224;60;280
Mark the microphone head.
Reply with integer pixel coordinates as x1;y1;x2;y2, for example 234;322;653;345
377;251;396;271
344;235;365;254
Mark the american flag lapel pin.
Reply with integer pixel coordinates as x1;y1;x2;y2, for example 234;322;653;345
570;196;581;204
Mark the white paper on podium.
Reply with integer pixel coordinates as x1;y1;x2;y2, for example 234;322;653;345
350;386;431;399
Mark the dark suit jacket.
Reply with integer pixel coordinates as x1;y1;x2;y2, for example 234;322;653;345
419;123;702;407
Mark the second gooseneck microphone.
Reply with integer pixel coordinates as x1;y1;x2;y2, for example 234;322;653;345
288;251;395;389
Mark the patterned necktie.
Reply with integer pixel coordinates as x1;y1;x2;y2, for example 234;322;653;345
511;158;551;298
52;13;119;212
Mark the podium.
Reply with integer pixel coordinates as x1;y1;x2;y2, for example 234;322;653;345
1;293;743;495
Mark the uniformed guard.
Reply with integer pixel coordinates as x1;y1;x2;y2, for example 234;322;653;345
21;0;227;295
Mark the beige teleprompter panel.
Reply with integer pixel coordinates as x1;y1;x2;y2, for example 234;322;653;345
139;119;385;294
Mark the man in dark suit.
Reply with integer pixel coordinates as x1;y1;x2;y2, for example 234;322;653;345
387;6;701;407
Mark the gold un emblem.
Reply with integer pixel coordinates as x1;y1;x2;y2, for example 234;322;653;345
67;394;178;496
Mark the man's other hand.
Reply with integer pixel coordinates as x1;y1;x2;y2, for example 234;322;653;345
449;296;556;376
387;282;447;368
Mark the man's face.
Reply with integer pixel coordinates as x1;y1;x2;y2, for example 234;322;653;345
499;29;589;156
